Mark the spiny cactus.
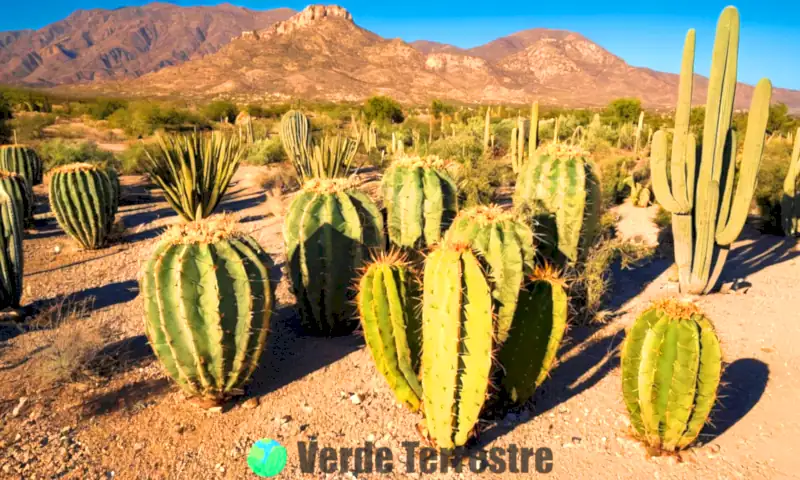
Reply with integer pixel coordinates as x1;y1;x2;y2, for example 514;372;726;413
443;204;534;343
142;216;273;403
621;299;721;451
634;111;645;156
280;110;312;176
284;178;384;336
625;176;652;208
0;170;33;226
510;117;527;173
49;163;118;250
382;155;457;250
781;127;800;236
280;110;359;182
357;252;422;410
0;145;43;188
0;187;23;309
514;143;601;263
529;101;539;160
650;7;772;294
421;242;493;448
483;107;491;152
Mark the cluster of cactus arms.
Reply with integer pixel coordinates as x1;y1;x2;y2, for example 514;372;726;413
621;299;721;452
145;131;242;222
0;145;43;187
781;127;800;236
357;253;422;410
0;187;23;310
142;217;273;402
284;178;384;336
280;110;359;182
49;163;119;250
381;155;458;250
625;176;652;208
281;110;312;176
514;143;601;263
0;171;33;226
650;6;772;294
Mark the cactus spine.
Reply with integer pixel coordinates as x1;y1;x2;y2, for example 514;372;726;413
381;156;458;250
0;145;43;187
142;217;273;402
0;171;33;226
49;163;118;250
357;253;422;410
781;127;800;236
650;7;772;294
0;187;23;309
621;299;721;451
421;243;494;448
284;178;384;336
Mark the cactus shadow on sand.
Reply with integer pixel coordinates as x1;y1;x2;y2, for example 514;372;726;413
714;225;800;283
81;378;173;417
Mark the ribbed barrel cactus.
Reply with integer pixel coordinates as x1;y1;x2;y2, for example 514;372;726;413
650;7;772;294
781;127;800;236
0;187;23;310
381;155;458;250
421;243;493;448
0;145;43;187
49;163;118;249
357;253;422;410
443;204;534;343
621;299;722;451
142;216;273;402
284;178;384;336
514;143;601;263
0;170;33;226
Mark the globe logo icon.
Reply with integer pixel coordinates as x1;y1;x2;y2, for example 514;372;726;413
247;438;288;477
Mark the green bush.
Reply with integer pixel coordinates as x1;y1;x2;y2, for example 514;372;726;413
428;132;483;163
598;156;636;207
242;136;286;165
603;98;642;126
115;142;161;175
107;102;208;137
363;96;404;124
38;139;118;171
754;141;793;234
8;113;56;142
203;101;239;123
88;99;128;120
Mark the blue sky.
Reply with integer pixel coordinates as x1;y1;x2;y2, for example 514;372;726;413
2;1;798;89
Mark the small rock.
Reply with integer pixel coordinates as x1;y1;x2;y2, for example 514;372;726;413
275;415;291;426
54;245;62;254
241;398;259;409
133;443;144;452
301;402;313;413
571;437;582;444
11;397;28;418
350;393;363;405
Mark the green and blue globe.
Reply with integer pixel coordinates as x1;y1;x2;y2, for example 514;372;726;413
247;438;287;477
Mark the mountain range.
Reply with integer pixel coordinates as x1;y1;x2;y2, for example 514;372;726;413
2;3;799;110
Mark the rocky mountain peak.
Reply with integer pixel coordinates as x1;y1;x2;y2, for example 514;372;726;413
267;5;353;35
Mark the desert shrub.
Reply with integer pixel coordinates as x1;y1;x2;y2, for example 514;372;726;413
603;98;642;126
38;139;118;171
598;155;637;207
203;100;239;123
88;98;128;120
754;140;793;234
7;113;56;141
427;132;483;163
107;101;208;137
654;205;671;229
363;96;404;124
449;156;515;208
242;136;286;165
115;142;161;175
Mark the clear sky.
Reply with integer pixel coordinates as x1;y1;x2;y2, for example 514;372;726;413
2;1;798;90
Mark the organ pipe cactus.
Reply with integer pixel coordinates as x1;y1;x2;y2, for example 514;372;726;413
529;101;539;160
443;205;534;343
0;170;33;226
357;253;422;410
510;117;527;173
0;144;43;187
0;187;23;309
49;163;118;250
483;107;491;152
621;299;721;451
280;110;359;182
284;178;384;336
142;216;273;403
514;143;601;263
381;155;458;250
650;7;772;294
781;127;800;236
280;110;312;178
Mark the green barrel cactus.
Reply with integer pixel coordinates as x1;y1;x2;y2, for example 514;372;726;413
443;204;534;343
0;170;34;226
621;299;722;451
421;242;493;448
650;7;772;294
0;186;23;309
142;216;273;402
284;178;384;336
357;252;422;410
514;143;601;263
781;127;800;236
497;265;568;404
0;144;43;187
381;155;458;250
48;163;118;250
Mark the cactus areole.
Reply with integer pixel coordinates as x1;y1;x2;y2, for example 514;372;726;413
142;216;274;402
650;7;772;294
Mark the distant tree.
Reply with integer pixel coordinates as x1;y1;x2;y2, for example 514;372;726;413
203;100;239;123
245;104;267;118
88;98;128;120
766;103;797;134
362;96;404;124
604;98;642;125
431;99;455;119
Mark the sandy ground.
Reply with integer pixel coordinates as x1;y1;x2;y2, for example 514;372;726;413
1;166;800;479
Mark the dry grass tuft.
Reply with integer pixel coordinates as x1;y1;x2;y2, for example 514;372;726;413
160;214;242;246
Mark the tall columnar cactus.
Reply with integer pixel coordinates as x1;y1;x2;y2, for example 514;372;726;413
421;243;494;448
510;117;526;173
529;101;539;160
142;216;273;402
634;111;645;156
514;143;602;263
0;187;23;310
280;110;312;177
0;170;33;226
49;163;118;250
443;205;534;343
284;178;384;336
0;145;43;187
650;7;772;294
483;107;491;152
621;299;721;451
781;127;800;236
381;155;458;250
357;253;422;410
